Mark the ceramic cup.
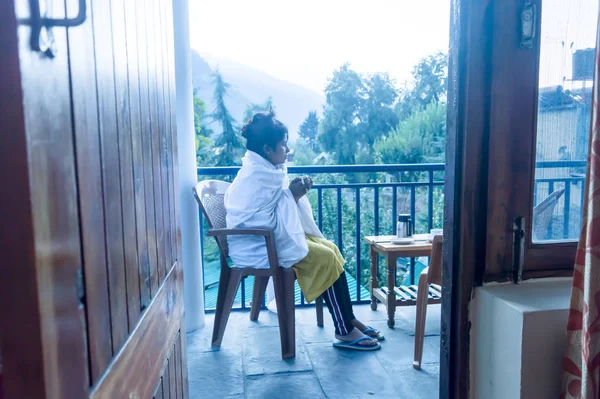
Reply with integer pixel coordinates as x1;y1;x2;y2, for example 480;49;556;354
430;228;443;237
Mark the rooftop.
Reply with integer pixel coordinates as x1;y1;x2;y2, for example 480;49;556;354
187;304;441;398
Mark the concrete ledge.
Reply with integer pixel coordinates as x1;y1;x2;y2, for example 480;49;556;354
471;278;571;399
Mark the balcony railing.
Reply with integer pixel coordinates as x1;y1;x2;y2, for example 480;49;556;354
197;160;585;312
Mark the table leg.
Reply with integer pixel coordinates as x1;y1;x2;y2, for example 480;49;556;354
370;246;379;310
387;254;397;328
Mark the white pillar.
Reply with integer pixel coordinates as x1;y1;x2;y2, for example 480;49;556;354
173;0;205;331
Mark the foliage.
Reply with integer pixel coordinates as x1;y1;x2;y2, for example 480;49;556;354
375;101;446;180
396;52;448;119
210;70;244;166
193;89;215;166
299;111;320;151
193;89;212;137
318;64;399;165
243;96;275;122
292;138;317;166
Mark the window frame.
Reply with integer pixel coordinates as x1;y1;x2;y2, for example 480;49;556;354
484;0;586;282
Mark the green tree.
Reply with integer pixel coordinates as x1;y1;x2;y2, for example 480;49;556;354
319;64;364;165
210;70;243;166
292;138;317;165
319;64;399;165
193;89;212;137
360;72;399;149
396;52;448;119
375;102;446;180
299;111;320;151
193;89;215;166
243;97;275;122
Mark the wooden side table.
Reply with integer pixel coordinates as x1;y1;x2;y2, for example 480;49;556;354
365;236;434;328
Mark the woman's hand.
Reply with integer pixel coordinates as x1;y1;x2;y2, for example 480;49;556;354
290;176;313;201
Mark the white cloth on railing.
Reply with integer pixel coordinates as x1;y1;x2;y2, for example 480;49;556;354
224;150;308;269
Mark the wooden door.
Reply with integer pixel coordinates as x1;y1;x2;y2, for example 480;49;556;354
0;0;187;397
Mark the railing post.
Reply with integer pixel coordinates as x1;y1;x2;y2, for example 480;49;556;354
392;186;398;234
428;170;434;231
547;181;555;239
200;212;205;306
356;187;361;301
374;187;379;236
564;182;571;239
410;186;416;286
317;188;323;231
337;187;343;256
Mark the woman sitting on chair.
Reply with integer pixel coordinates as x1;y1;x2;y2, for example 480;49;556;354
225;111;383;351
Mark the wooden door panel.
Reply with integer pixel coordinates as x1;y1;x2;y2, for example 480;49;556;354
85;0;185;395
65;0;113;384
0;1;90;397
123;0;152;311
111;0;143;330
151;0;168;279
152;331;185;399
135;0;160;297
164;0;181;264
146;0;168;288
156;0;174;277
90;0;130;353
91;263;183;398
161;0;178;268
1;0;186;397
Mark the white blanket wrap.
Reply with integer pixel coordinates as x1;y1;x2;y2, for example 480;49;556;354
224;151;322;269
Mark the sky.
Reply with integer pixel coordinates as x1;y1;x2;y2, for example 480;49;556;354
189;0;451;94
539;0;598;89
189;0;599;94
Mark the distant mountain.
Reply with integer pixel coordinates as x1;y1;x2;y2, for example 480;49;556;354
190;51;324;142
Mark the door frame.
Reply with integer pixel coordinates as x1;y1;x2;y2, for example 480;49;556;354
441;0;492;397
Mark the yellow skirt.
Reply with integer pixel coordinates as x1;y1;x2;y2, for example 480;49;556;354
292;235;345;303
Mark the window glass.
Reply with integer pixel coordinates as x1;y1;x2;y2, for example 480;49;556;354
532;0;598;242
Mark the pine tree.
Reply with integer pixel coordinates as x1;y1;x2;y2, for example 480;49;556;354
299;111;319;151
243;96;275;122
210;70;243;166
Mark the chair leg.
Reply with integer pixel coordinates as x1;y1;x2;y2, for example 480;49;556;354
315;295;324;327
413;274;429;369
250;276;270;321
211;266;243;347
273;268;296;359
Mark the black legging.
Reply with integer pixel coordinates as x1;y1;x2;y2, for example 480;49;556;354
322;272;356;335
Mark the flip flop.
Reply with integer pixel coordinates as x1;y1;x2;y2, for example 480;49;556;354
362;327;385;341
333;336;381;351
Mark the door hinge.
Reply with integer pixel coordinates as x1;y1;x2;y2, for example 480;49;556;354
520;0;537;49
512;216;525;283
76;268;86;306
22;0;88;58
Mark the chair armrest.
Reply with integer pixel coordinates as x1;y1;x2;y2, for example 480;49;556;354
207;228;273;238
208;228;280;271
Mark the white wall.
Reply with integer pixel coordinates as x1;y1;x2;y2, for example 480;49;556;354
470;279;572;399
173;0;205;331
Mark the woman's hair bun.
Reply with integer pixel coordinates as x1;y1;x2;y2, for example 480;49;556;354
241;109;277;139
241;119;253;139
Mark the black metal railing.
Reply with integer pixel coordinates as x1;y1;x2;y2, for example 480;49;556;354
533;161;586;240
198;160;586;311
